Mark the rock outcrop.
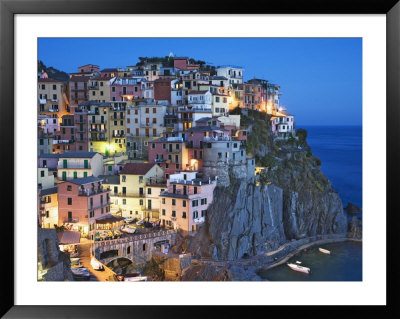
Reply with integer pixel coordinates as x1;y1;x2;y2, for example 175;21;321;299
186;150;347;262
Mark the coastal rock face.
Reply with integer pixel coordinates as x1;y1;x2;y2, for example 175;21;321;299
188;151;347;261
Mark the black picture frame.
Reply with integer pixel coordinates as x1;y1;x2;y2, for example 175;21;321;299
1;0;398;317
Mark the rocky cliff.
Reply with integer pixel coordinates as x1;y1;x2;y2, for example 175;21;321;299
186;147;347;261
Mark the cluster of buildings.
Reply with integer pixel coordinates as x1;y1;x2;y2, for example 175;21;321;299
37;55;296;241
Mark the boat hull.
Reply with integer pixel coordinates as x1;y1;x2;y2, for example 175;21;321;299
287;263;310;274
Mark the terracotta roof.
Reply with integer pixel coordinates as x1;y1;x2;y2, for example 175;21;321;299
91;76;112;81
38;78;63;83
120;163;155;175
69;75;91;82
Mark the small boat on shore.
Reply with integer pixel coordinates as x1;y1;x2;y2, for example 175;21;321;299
319;248;331;254
287;263;311;274
295;261;302;264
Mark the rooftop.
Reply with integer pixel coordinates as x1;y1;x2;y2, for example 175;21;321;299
58;152;99;159
38;78;63;83
120;163;155;175
66;176;103;186
40;186;58;197
186;125;227;133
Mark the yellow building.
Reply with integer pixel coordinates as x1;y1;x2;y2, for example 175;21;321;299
102;163;164;219
88;76;112;103
38;78;70;119
39;187;59;229
87;101;127;156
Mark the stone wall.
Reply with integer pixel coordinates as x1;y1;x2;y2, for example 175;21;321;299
93;230;177;265
37;228;74;281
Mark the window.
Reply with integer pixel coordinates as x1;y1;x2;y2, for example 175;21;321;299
152;118;157;124
143;243;146;251
52;84;56;90
192;200;198;207
152;108;156;114
152;143;155;149
40;170;45;177
182;212;186;219
162;198;165;204
216;97;220;102
172;211;176;217
193;211;198;219
162;143;166;149
123;199;126;205
68;211;72;219
172;199;176;206
67;198;72;205
122;175;126;182
112;87;115;92
67;185;72;191
183;200;186;207
162;209;166;216
139;199;143;206
201;210;207;217
147;188;152;195
108;165;112;172
145;108;149;113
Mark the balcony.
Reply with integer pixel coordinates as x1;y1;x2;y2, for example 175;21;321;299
53;139;74;144
89;128;107;132
89;137;107;141
112;133;125;138
117;192;145;198
193;216;205;224
90;202;111;210
78;187;110;196
112;115;125;120
39;98;47;104
63;218;79;223
58;163;91;169
51;98;59;102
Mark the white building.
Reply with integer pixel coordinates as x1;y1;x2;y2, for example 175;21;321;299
57;152;104;181
216;66;244;86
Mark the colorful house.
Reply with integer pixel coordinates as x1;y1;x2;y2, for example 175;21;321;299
57;176;113;239
39;186;59;229
57;152;103;181
159;172;217;232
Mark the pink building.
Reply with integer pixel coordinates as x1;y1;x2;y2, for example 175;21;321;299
110;77;143;102
53;115;77;153
78;64;100;73
58;176;116;240
148;136;189;179
174;57;189;70
159;172;217;232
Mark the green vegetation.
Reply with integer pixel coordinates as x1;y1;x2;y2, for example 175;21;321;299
296;128;308;144
260;154;277;168
38;60;69;83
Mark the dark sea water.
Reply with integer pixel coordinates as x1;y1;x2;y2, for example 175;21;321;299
304;125;362;214
258;241;362;281
260;126;362;281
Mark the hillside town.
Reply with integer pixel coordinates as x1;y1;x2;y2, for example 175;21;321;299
37;55;297;281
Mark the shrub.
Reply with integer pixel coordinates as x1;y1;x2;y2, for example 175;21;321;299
260;154;277;168
296;128;308;144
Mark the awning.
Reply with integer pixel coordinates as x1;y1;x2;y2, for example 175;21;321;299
95;214;125;224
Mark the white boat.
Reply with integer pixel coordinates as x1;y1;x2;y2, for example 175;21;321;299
319;248;331;254
136;219;145;226
287;263;311;274
295;261;302;264
90;257;104;271
121;226;136;234
124;217;134;223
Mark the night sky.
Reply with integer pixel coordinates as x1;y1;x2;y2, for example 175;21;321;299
38;38;362;126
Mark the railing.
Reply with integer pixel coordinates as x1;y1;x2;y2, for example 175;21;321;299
94;229;177;247
203;136;231;142
112;133;125;138
91;202;111;210
63;218;79;223
89;128;107;132
78;187;110;196
89;137;107;141
193;216;205;224
53;139;74;144
120;91;135;96
117;192;145;198
58;163;91;169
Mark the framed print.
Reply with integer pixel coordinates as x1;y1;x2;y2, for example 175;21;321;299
1;0;399;317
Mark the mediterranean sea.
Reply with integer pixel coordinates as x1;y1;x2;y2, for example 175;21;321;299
259;125;362;281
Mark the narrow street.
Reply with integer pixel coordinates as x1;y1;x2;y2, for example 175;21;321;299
77;243;116;281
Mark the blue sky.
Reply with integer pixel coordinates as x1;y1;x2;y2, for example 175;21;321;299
38;38;362;126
